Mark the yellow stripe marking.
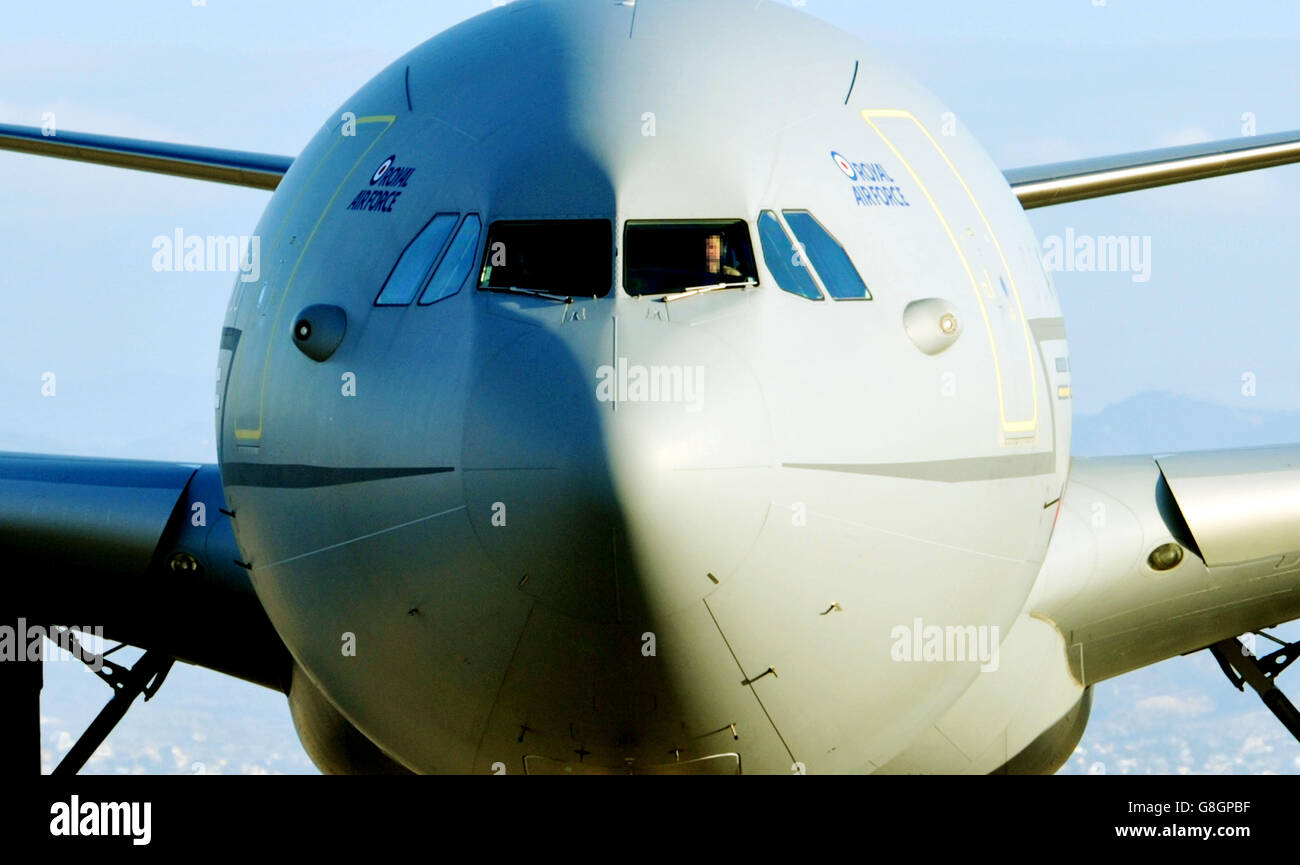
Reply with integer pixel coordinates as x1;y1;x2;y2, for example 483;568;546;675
234;115;398;441
860;108;1038;434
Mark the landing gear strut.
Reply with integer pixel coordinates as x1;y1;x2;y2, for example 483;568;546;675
50;631;174;776
1209;633;1300;741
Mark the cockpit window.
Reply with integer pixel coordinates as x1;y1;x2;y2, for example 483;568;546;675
782;210;872;300
479;219;612;296
419;214;481;305
623;220;758;296
758;211;822;300
375;212;458;306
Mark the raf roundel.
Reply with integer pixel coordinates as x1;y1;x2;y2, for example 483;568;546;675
370;155;395;185
831;150;857;180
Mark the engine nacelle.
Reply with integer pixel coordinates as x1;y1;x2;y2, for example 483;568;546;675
994;688;1092;775
287;664;412;775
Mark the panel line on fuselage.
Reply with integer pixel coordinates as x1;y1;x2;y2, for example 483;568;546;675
702;598;797;766
257;504;467;571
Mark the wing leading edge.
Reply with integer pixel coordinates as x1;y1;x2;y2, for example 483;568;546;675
0;123;293;190
1005;129;1300;209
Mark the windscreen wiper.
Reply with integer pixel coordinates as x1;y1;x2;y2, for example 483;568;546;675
484;286;574;303
661;279;756;302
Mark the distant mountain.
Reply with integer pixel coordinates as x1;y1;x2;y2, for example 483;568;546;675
1072;391;1300;457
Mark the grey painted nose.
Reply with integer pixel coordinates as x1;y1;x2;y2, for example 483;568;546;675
462;312;772;623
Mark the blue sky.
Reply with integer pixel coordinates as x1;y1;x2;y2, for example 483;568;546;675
4;0;1299;773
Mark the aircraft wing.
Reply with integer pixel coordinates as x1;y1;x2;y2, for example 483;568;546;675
0;123;292;190
0;452;291;692
6;121;1299;205
1034;445;1300;685
1004;129;1300;208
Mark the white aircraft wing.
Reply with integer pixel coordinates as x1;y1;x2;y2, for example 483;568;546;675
0;123;292;189
1034;445;1300;726
1004;129;1300;208
6;122;1300;205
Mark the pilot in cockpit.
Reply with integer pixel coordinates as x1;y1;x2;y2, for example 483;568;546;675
704;232;742;278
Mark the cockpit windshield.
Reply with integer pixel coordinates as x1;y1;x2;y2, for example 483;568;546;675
479;219;612;297
623;220;758;296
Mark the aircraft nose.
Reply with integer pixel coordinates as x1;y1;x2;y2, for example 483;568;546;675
462;312;772;622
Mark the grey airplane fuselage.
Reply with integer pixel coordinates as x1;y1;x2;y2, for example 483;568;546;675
216;0;1071;773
